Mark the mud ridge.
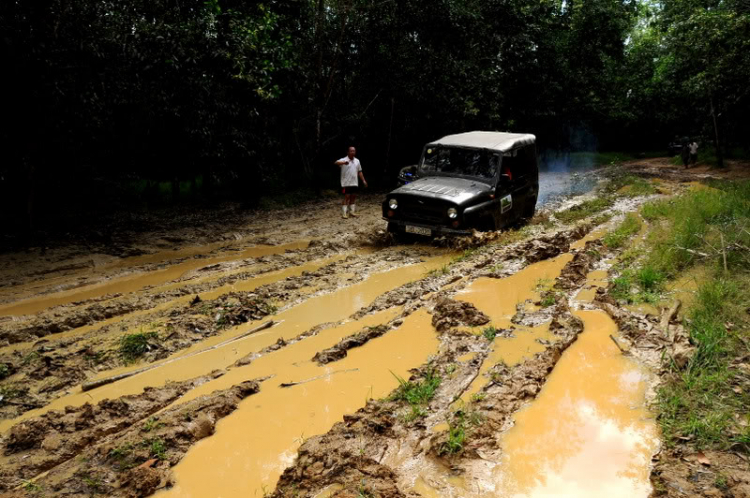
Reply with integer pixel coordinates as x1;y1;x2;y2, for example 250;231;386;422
1;375;261;497
271;227;607;497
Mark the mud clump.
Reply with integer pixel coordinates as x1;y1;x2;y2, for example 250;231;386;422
556;240;604;289
1;379;260;497
271;401;405;498
430;311;584;458
520;229;583;263
431;298;489;333
313;324;390;365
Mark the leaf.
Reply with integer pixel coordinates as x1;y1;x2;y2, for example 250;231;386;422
684;452;711;466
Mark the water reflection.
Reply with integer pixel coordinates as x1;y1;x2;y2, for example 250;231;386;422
495;310;659;498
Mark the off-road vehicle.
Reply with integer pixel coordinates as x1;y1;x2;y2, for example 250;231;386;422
383;131;538;236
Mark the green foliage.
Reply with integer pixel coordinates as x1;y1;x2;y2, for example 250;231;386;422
143;417;164;433
0;364;9;380
540;294;557;307
657;276;749;450
556;197;614;224
108;443;134;460
612;175;656;197
119;332;159;362
149;438;167;460
21;479;41;493
640;180;750;278
427;265;450;277
390;369;441;406
0;384;25;400
453;248;478;264
439;410;484;456
603;213;641;248
482;326;498;341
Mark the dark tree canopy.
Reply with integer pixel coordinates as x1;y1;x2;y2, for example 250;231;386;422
1;0;748;232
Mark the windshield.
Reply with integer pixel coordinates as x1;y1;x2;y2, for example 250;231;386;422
419;146;498;180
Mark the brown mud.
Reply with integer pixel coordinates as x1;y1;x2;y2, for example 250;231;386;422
0;174;719;498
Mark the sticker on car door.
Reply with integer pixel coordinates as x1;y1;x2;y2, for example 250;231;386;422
501;194;512;213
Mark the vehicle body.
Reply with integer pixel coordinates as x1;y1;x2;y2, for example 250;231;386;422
382;131;539;237
397;165;419;186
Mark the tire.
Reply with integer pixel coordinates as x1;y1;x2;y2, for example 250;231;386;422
522;195;537;220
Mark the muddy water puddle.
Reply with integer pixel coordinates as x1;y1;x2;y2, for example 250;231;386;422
415;311;659;498
455;254;573;401
159;308;439;497
492;310;659;497
0;241;310;317
573;269;608;303
0;254;452;432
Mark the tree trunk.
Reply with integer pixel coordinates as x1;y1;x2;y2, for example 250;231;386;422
709;94;724;168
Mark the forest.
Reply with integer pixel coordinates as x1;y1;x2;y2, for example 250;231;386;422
1;0;749;232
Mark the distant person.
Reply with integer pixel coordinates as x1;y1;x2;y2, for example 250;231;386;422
334;146;368;219
681;141;690;169
689;140;699;166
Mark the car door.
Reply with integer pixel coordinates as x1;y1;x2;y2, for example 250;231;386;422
498;149;528;223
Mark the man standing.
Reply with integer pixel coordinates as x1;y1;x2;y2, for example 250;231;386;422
689;140;699;166
334;146;367;219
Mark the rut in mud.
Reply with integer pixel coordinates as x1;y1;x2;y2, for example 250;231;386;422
0;173;705;497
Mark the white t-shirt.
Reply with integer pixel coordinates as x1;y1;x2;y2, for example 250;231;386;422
689;142;699;155
339;157;362;187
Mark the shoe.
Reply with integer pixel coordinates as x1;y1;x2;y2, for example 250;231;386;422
342;213;348;219
349;212;358;217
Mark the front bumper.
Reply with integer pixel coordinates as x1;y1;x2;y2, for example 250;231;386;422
384;218;473;237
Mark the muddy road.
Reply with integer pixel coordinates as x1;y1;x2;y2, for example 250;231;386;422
1;160;748;497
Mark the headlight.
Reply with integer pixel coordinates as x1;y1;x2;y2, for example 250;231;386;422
447;207;458;219
389;198;398;209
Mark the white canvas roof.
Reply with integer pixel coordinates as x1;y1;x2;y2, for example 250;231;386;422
428;131;535;152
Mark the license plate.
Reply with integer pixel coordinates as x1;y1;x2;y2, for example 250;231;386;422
405;225;431;236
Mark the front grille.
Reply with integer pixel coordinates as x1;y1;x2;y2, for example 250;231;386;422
398;198;448;224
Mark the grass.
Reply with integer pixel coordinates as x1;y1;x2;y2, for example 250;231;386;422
108;443;134;460
657;276;750;449
143;417;164;432
590;212;613;226
540;293;557;307
603;213;642;248
556;197;613;223
118;331;159;362
390;368;442;422
438;410;484;456
0;363;9;380
607;173;656;197
82;473;103;493
21;479;41;493
633;180;750;453
482;326;497;341
453;248;478;263
639;180;750;279
148;438;167;460
0;384;25;400
427;264;450;277
390;369;441;406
